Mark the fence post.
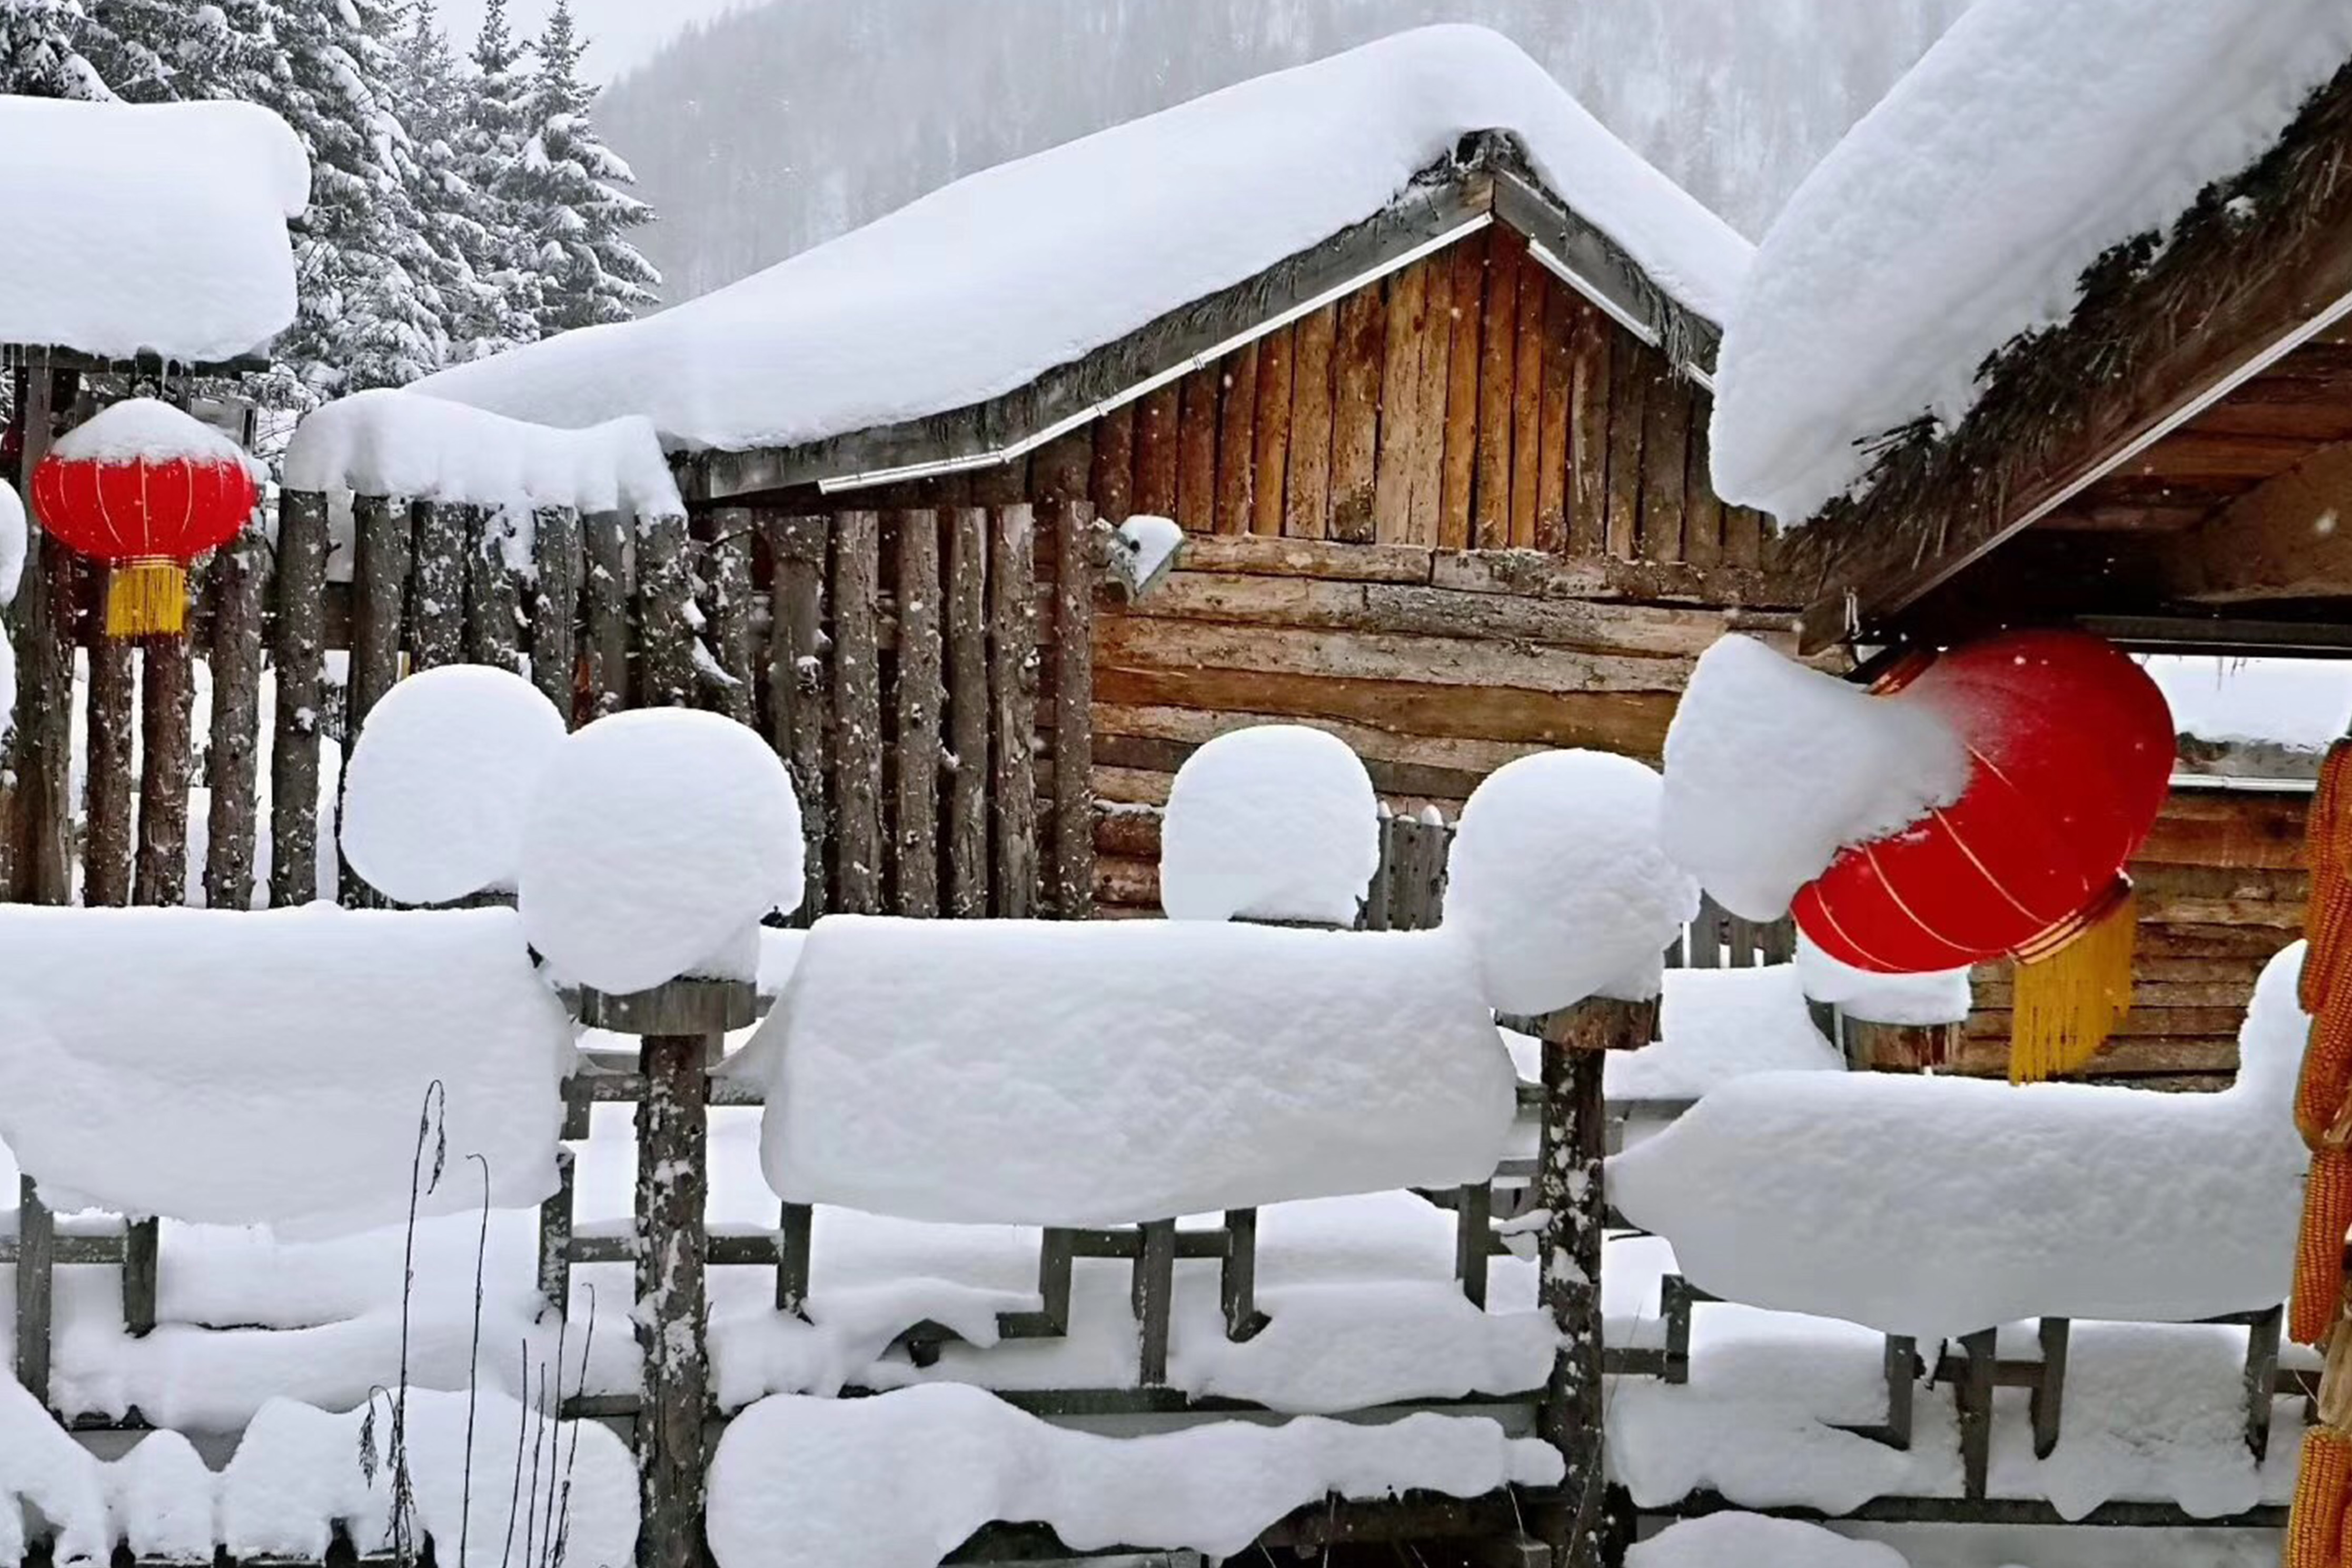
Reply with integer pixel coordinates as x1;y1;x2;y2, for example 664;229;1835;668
270;491;330;908
575;978;752;1568
204;528;268;912
1534;994;1655;1567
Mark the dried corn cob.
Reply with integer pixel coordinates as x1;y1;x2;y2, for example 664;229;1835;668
2303;1001;2352;1151
2289;1426;2352;1568
2306;742;2352;1015
2296;1148;2352;1346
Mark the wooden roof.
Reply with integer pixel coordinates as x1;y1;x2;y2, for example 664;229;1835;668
682;133;1726;508
1781;56;2352;656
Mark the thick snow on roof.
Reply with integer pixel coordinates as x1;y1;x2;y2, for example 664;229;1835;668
284;390;684;519
1710;0;2352;523
0;97;306;364
415;26;1750;453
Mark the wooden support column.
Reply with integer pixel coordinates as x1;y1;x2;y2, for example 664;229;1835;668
270;491;330;908
134;563;198;908
582;510;631;716
1049;502;1099;919
1536;995;1654;1567
532;506;583;725
408;501;467;672
203;529;267;912
14;1176;51;1406
9;362;74;906
766;516;829;921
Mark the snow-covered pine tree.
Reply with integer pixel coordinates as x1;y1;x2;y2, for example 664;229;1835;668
510;0;659;336
448;0;541;360
0;0;117;97
396;1;511;369
228;0;450;401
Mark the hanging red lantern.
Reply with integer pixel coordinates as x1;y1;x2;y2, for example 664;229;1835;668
29;398;260;638
1792;629;2175;1081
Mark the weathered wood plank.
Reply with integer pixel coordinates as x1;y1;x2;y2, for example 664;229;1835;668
19;525;76;906
0;363;61;900
349;495;411;740
1535;284;1574;553
1440;237;1485;550
1095;701;1549;782
1285;303;1338;539
1722;502;1768;572
1683;385;1725;572
583;510;631;716
766;515;829;921
969;456;1028;508
1030;429;1095;510
134;575;197;908
633;1028;712;1568
1133;385;1180;519
82;607;134;907
1175;367;1219;533
1567;298;1612;557
1408;248;1455;544
1095;616;1693;693
1509;259;1547;549
531;506;583;725
893;510;944;917
1169;534;1434;584
1053;504;1099;919
1251;326;1295;538
1473;227;1523;551
1641;366;1691;563
946;507;991;917
16;1176;52;1404
465;505;527;673
702;511;757;725
408;501;467;671
1090;402;1135;523
270;491;330;907
991;506;1040;916
1604;335;1649;559
832;510;885;913
1373;259;1430;544
1431;545;1792;611
1330;282;1388;544
636;511;696;709
203;529;267;912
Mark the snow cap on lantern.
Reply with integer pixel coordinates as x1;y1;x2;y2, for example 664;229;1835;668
341;666;570;906
1445;750;1699;1013
519;708;802;995
31;399;261;638
1160;724;1380;925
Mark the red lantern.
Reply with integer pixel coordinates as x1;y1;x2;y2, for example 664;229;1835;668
1793;630;2175;1080
30;399;260;638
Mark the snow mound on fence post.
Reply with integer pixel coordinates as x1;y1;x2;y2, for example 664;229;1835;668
0;96;307;364
283;389;683;519
0;905;572;1236
520;708;801;994
1444;749;1698;1013
0;1369;110;1567
746;916;1515;1225
1627;1513;1908;1567
1661;636;1968;921
1603;965;1842;1101
341;666;569;905
1709;0;2352;523
705;1383;1561;1568
1606;940;2310;1342
1160;724;1379;925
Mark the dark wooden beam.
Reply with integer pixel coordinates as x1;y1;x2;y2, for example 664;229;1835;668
2158;434;2352;601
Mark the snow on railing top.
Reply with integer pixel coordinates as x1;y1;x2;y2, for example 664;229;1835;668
283;388;684;520
1709;0;2352;523
0;96;307;364
1160;724;1380;926
738;915;1517;1226
413;25;1751;452
0;905;572;1237
1607;940;2311;1342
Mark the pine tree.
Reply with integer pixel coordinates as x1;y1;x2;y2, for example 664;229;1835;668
0;0;117;98
443;0;540;360
509;0;659;336
396;1;509;368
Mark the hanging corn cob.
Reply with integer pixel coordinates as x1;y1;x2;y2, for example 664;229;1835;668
2299;1150;2352;1346
2291;1425;2352;1568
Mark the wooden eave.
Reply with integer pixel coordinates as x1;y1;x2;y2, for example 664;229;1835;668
683;132;1724;506
1780;56;2352;654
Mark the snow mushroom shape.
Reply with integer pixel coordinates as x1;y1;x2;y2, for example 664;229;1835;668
519;708;802;994
340;665;569;905
1160;725;1380;925
1444;750;1699;1014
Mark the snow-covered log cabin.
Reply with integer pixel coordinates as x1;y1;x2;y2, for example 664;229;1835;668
419;25;1800;918
1706;4;2352;1087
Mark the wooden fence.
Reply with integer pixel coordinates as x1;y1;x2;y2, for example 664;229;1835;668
0;481;1103;924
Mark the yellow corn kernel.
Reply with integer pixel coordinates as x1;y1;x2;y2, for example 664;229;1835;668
2288;1426;2352;1568
2297;1149;2352;1347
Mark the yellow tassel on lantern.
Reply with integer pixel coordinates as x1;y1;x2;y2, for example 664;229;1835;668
2008;881;2137;1084
105;558;187;638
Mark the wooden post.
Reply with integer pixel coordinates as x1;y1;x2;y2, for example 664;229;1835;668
204;529;267;912
831;511;884;912
531;506;583;725
349;493;412;736
465;505;525;673
1536;995;1654;1566
14;1175;51;1406
408;501;466;672
702;513;758;725
633;1020;714;1568
82;613;135;907
635;511;695;709
133;565;197;907
989;506;1039;917
892;510;942;917
582;510;631;717
766;516;828;921
1050;502;1098;920
13;363;75;906
270;491;330;908
945;508;990;918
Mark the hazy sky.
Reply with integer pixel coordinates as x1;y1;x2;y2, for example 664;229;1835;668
433;0;752;80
